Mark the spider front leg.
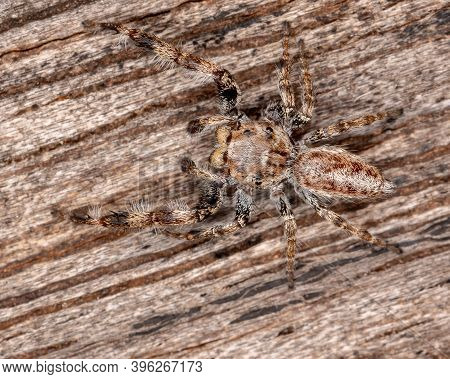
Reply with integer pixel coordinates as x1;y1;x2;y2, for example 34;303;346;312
278;22;296;121
276;22;314;133
303;111;395;145
297;37;314;123
164;189;253;240
303;191;402;254
96;22;241;117
71;159;224;229
271;186;297;289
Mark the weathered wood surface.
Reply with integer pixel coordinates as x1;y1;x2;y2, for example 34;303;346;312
1;0;449;358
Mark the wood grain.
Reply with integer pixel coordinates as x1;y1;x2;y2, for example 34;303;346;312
1;0;449;358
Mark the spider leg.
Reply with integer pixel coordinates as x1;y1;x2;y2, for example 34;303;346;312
297;37;314;123
302;191;402;254
98;23;240;117
71;160;224;229
276;22;314;133
271;186;297;289
278;22;296;120
180;157;223;182
303;112;390;145
164;189;253;240
187;115;235;134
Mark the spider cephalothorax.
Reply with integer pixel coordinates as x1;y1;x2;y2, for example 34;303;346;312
209;119;292;189
72;21;402;289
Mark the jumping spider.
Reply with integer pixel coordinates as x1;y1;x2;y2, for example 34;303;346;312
72;21;402;289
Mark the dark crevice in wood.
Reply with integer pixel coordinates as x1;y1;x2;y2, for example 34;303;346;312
421;217;450;236
0;32;85;60
231;303;292;324
144;337;224;358
367;319;431;341
130;306;202;337
277;325;295;336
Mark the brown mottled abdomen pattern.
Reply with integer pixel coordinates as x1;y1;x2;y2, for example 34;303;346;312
293;146;393;199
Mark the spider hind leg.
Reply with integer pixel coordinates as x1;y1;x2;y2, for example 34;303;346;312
71;160;224;229
303;191;402;255
271;186;297;289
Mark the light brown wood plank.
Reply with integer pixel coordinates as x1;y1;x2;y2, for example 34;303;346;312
0;0;449;358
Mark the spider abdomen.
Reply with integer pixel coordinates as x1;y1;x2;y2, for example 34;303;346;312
293;146;394;199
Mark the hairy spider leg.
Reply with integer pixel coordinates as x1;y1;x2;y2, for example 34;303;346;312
164;189;253;240
271;187;297;289
99;23;241;117
303;191;402;254
187;115;236;134
276;22;314;133
304;112;390;145
278;22;296;120
70;159;224;228
297;37;314;122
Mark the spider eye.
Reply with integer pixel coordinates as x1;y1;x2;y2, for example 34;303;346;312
253;174;262;186
265;126;274;138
